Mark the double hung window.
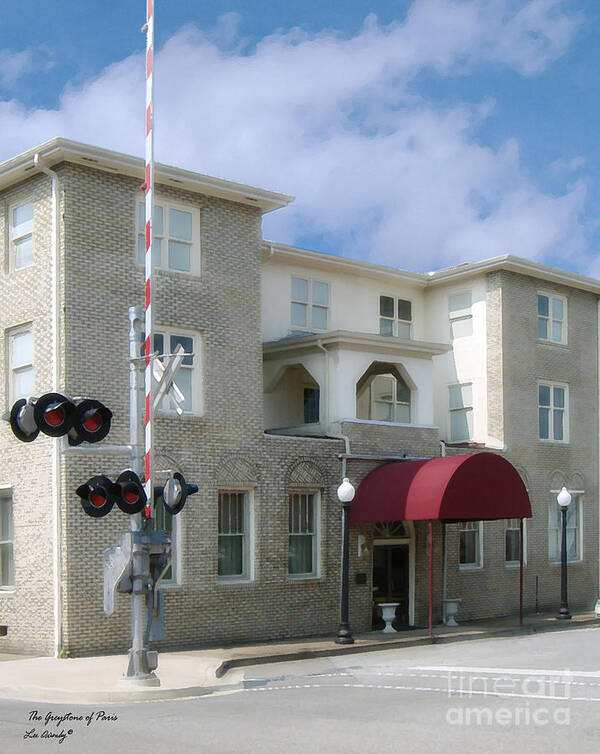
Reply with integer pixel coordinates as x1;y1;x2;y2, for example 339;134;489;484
449;292;473;339
148;329;201;414
288;492;319;577
8;327;34;404
538;294;566;344
538;382;568;442
549;494;582;563
449;383;473;442
218;491;251;580
505;519;526;565
0;491;13;588
379;296;412;338
459;521;482;568
10;201;33;270
291;277;329;331
136;200;200;275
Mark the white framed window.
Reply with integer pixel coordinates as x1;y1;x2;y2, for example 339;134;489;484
379;296;412;338
448;383;473;442
288;491;319;578
459;521;483;568
449;291;472;339
505;519;527;566
548;493;582;563
149;329;202;415
218;490;253;581
538;293;567;345
7;326;34;405
136;199;201;275
151;494;179;585
538;382;568;442
9;200;33;270
0;490;14;588
290;277;329;331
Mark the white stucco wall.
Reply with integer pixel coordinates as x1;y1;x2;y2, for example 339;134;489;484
424;275;490;444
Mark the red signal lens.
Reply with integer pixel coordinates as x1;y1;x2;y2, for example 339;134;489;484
83;411;102;432
124;490;138;504
90;491;106;508
45;406;65;427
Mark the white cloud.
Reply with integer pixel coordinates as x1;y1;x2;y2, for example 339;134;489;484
0;0;589;273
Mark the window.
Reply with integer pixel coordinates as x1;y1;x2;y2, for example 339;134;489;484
151;492;177;583
538;294;566;344
9;201;33;270
291;277;329;331
449;291;473;339
136;200;200;275
218;491;251;580
459;521;482;568
538;382;568;442
0;491;14;588
379;296;412;338
449;383;473;442
505;519;526;566
149;329;201;414
356;366;412;424
289;491;319;577
303;387;320;423
7;326;34;405
549;494;582;563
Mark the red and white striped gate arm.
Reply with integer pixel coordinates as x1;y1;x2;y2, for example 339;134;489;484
143;0;155;518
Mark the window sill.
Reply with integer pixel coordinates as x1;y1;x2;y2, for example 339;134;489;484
538;439;569;446
0;588;16;595
538;340;569;349
458;564;483;571
548;559;582;566
135;263;201;280
218;578;254;586
505;562;526;569
157;581;182;590
287;574;322;583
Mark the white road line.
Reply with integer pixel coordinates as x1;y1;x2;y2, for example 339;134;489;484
413;665;600;677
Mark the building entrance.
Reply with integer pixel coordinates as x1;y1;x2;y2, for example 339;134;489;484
372;543;410;629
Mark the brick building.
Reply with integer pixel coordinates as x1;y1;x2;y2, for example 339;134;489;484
0;138;598;656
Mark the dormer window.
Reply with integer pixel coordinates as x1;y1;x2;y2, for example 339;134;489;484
379;296;412;338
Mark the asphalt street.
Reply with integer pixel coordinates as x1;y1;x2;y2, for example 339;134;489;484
1;628;599;753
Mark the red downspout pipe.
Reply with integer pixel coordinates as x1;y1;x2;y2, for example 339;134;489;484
428;520;433;639
519;518;524;626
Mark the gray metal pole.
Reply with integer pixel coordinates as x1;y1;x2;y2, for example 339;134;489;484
123;306;159;684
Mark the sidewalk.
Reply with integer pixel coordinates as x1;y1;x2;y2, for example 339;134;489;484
1;611;598;703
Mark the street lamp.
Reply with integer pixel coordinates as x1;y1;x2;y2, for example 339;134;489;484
336;477;355;644
557;486;572;620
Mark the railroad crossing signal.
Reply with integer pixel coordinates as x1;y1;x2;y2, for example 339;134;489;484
5;392;112;445
76;470;147;518
155;471;198;516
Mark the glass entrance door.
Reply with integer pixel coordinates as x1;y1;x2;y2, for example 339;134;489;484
372;544;410;629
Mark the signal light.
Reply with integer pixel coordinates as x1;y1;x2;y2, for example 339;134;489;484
5;393;112;445
76;475;116;518
155;472;198;516
109;471;147;515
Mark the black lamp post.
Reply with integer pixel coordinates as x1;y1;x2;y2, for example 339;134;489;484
336;477;355;644
557;486;572;620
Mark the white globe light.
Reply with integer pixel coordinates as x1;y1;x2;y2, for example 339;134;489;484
557;487;572;508
337;477;355;503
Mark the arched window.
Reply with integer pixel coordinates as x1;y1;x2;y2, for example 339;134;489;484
356;363;411;423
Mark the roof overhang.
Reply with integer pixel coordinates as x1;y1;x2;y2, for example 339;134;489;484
350;453;532;524
0;138;294;214
263;330;451;360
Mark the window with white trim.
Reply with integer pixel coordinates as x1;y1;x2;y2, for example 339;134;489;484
379;296;412;338
291;277;329;331
548;494;582;563
7;326;34;405
538;382;568;442
218;490;252;580
148;329;202;415
449;383;473;442
9;200;33;270
449;291;472;339
505;519;526;565
369;373;411;423
136;200;201;275
288;491;319;577
538;293;566;344
459;521;482;568
0;491;14;588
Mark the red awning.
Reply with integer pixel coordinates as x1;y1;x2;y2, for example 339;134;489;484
350;453;531;524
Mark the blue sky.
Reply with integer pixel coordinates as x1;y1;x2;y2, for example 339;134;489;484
1;1;598;276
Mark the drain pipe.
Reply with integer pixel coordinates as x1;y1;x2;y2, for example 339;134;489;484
34;153;63;657
440;441;449;606
316;340;329;433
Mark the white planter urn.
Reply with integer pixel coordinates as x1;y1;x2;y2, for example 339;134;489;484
379;602;399;633
443;598;462;627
